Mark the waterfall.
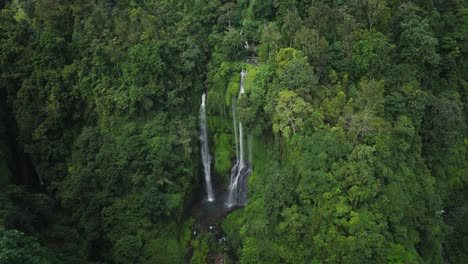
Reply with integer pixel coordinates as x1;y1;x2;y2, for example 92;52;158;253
239;69;246;95
200;92;214;202
226;69;252;208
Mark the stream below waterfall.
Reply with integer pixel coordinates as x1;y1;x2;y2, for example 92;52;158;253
187;185;239;264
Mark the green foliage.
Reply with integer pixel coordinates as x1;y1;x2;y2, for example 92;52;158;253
294;26;329;79
444;205;468;264
0;158;11;188
259;22;282;61
0;228;57;264
222;209;244;253
273;90;314;138
226;73;241;107
398;11;440;67
387;243;418;264
352;29;394;78
0;1;466;263
190;233;211;264
237;64;272;136
213;133;232;179
141;237;184;264
220;28;246;61
113;235;143;264
251;0;276;20
321;85;347;125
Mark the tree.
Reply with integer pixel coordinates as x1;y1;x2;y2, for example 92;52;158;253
347;79;385;144
398;11;439;69
343;145;380;210
351;0;389;30
422;94;463;150
384;92;406;120
251;0;276;20
304;3;330;39
259;22;282;61
113;235;143;264
322;88;347;125
0;228;56;263
352;29;394;78
281;8;302;47
386;243;418;264
444;205;468;264
294;26;329;79
275;48;317;100
218;2;239;29
220;28;246;60
273;90;313;139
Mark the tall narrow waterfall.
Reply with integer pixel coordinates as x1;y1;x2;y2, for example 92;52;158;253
226;69;252;208
200;93;214;202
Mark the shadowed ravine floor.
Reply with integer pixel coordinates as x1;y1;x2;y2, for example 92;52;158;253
187;183;242;263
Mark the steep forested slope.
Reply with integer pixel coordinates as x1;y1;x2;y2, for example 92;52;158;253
0;0;466;263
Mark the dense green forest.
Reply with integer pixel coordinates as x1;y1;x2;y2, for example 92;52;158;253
0;0;467;263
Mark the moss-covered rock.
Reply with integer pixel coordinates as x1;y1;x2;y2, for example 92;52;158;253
213;133;232;181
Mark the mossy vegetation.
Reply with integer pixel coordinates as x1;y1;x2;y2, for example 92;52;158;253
213;133;232;181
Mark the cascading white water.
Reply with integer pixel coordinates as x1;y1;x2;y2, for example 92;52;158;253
226;69;252;208
200;93;214;202
239;69;246;95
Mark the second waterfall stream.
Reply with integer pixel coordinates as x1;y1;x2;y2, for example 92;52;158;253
226;69;252;208
200;92;214;202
